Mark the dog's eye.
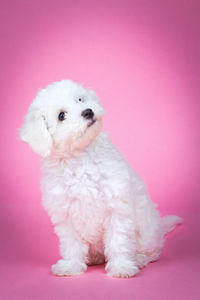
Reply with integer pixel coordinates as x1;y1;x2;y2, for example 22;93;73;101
58;112;66;121
78;98;84;102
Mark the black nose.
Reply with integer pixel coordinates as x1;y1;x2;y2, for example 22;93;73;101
81;108;94;120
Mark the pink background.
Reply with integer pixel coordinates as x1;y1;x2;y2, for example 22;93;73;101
0;0;199;299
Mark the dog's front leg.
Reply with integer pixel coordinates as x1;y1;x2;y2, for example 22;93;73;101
104;209;139;278
51;222;88;276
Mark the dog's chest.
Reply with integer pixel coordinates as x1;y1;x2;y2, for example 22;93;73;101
61;157;107;241
68;194;106;242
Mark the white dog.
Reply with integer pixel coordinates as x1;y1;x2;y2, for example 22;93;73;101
20;80;182;278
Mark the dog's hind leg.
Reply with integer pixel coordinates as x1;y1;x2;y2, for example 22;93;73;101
135;193;164;268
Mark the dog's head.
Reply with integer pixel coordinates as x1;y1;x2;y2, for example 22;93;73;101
20;80;105;157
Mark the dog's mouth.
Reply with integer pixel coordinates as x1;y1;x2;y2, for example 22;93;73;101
87;119;96;128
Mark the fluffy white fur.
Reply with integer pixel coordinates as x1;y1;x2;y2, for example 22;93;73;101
20;79;182;278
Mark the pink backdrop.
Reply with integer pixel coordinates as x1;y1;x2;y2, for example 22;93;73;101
1;0;199;299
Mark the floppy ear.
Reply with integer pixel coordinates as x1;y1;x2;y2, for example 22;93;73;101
20;105;52;157
88;89;105;116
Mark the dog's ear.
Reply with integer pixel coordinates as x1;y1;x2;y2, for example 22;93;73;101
20;104;52;157
88;89;106;116
88;89;99;101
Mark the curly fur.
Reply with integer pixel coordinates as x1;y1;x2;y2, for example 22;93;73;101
20;79;182;278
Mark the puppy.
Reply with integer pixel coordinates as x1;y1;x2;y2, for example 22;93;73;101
20;80;182;278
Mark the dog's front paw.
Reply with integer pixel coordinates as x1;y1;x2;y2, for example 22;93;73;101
51;259;87;276
106;259;139;278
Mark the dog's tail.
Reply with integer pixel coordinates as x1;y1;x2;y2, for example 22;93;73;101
161;215;183;235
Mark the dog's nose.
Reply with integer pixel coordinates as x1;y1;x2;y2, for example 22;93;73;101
81;108;94;120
